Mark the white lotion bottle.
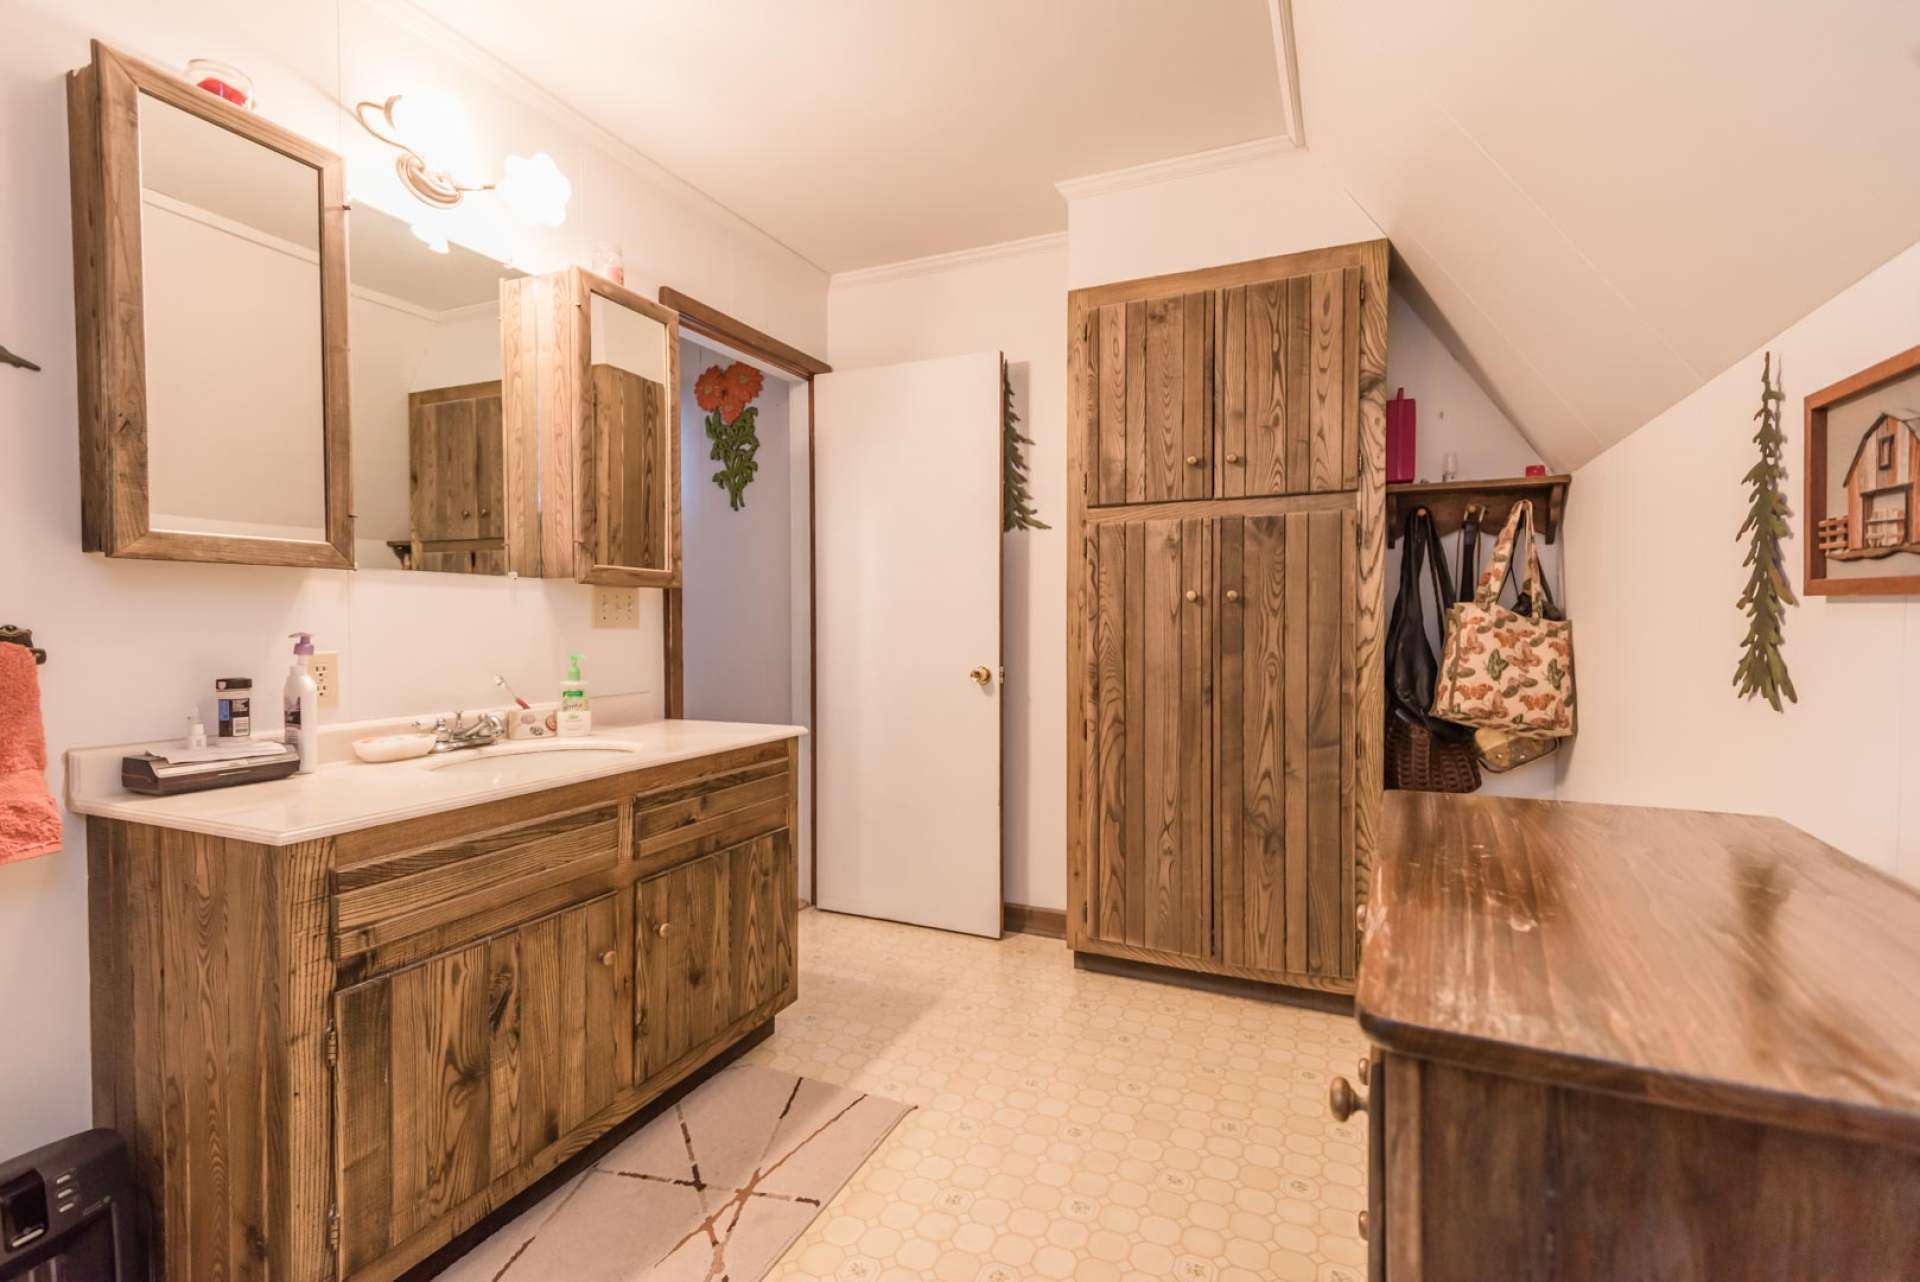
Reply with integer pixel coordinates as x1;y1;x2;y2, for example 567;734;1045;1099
284;632;320;773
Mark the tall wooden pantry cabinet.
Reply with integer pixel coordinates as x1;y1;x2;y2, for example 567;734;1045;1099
1066;240;1388;996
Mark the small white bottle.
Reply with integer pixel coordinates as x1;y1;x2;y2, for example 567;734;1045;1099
284;632;320;773
557;653;591;738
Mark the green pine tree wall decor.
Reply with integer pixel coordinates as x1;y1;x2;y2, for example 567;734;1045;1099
1733;351;1798;711
1002;361;1048;532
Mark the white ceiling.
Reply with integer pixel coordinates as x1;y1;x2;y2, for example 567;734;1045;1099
1293;0;1920;468
402;0;1286;272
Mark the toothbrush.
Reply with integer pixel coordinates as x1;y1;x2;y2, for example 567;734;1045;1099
495;674;531;710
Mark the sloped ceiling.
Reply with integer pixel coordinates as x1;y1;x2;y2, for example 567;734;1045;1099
1293;0;1920;469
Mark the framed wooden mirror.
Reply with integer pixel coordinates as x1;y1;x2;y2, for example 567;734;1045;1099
68;40;354;568
506;267;682;586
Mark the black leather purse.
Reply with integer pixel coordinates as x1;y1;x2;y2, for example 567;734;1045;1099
1385;507;1480;792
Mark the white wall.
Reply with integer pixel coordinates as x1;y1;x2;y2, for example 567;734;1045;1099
0;0;825;1160
1559;239;1920;885
678;339;794;726
827;236;1070;912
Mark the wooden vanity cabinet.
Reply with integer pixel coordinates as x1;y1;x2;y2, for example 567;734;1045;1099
1068;240;1386;997
87;738;799;1282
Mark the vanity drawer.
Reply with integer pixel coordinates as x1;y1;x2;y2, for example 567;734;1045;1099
332;802;621;959
631;754;791;876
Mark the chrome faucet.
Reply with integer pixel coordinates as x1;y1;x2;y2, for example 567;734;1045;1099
424;710;507;753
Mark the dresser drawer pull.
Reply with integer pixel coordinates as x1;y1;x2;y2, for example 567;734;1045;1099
1328;1075;1366;1123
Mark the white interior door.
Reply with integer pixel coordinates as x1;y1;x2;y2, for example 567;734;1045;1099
814;352;1003;937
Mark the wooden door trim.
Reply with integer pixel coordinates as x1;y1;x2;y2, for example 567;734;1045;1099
657;287;829;903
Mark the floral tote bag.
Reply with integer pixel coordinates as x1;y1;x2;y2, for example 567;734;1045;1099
1431;500;1576;736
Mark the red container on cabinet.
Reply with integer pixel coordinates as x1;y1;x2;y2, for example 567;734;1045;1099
1386;387;1416;484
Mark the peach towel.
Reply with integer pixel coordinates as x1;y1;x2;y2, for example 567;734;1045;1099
0;644;62;863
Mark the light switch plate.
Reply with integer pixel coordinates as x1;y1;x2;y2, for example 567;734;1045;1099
592;586;641;629
311;652;340;710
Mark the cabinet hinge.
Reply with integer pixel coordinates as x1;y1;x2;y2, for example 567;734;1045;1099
327;1205;340;1252
1359;278;1368;304
324;1021;338;1069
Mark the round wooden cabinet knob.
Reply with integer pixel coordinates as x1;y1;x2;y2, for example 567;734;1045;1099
656;921;672;938
1328;1075;1365;1123
599;949;616;967
1358;1210;1369;1241
1184;589;1199;603
462;509;471;518
1224;589;1241;603
1357;1056;1371;1085
1186;454;1202;466
1225;452;1240;464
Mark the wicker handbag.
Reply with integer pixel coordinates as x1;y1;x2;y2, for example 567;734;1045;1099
1383;507;1480;793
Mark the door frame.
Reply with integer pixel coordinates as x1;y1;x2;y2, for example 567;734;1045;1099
656;287;830;902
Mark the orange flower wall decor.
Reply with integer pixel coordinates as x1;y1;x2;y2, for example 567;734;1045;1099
697;360;765;510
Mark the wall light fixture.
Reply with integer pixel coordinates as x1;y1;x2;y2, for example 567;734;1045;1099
354;92;571;227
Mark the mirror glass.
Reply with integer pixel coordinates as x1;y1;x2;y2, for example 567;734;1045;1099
138;91;327;541
589;290;671;571
347;205;523;573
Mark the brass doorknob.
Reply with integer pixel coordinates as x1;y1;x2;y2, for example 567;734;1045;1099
1328;1075;1365;1122
656;921;671;938
969;666;993;686
1224;589;1241;603
1186;454;1202;466
1184;589;1198;603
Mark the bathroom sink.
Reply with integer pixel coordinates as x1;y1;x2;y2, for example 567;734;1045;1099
422;741;642;784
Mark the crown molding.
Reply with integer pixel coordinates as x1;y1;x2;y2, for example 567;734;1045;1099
1268;0;1305;147
828;231;1067;290
366;0;828;276
1054;136;1297;203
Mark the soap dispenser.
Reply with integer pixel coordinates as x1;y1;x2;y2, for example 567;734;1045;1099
284;632;319;773
558;653;591;738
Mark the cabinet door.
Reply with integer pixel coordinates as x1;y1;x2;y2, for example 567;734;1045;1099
1216;510;1357;981
1083;292;1215;506
634;832;793;1086
1083;517;1212;959
1219;268;1361;497
333;893;629;1275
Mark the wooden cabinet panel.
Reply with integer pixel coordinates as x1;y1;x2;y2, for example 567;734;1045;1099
1219;268;1361;498
408;380;507;574
1084;518;1212;959
1215;509;1357;981
1085;293;1214;506
590;363;667;572
333;893;629;1275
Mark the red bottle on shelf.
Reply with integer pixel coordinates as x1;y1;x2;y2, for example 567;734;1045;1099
1386;387;1416;484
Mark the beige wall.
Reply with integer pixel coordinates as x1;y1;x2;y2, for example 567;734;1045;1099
1558;239;1920;884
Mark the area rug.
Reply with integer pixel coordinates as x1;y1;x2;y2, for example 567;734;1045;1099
472;1065;910;1282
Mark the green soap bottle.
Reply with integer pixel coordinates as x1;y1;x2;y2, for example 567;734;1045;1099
558;653;591;738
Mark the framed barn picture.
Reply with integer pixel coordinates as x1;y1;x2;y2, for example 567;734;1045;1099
1804;342;1920;596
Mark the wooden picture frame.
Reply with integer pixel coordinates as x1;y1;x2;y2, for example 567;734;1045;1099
1804;342;1920;597
510;267;682;587
67;40;354;569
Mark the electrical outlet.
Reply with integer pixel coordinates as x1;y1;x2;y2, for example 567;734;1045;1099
593;585;641;629
310;651;340;710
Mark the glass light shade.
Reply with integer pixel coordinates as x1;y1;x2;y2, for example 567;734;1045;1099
496;152;571;227
387;91;481;186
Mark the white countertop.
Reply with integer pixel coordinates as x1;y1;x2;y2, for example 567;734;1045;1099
66;719;806;846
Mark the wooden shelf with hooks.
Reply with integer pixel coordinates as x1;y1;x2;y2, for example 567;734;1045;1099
1385;474;1570;546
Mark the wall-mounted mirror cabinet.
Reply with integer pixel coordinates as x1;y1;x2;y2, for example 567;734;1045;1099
68;40;354;568
345;204;530;575
506;268;682;587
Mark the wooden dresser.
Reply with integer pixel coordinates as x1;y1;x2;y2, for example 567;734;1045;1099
1065;240;1389;997
1348;793;1920;1280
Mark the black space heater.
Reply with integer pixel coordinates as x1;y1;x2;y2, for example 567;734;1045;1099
0;1130;142;1282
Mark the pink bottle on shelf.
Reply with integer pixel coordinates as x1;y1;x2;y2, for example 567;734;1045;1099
1386;387;1416;484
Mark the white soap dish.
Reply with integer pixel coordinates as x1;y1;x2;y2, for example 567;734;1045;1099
351;732;436;763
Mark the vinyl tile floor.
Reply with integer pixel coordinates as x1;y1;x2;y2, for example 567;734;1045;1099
445;907;1371;1282
740;908;1372;1282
